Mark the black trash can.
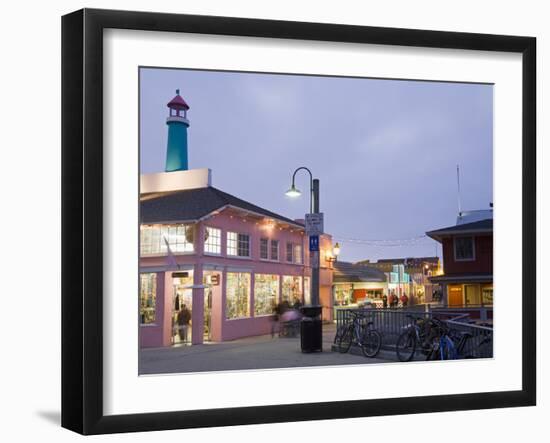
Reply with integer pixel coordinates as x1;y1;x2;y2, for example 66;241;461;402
300;305;323;352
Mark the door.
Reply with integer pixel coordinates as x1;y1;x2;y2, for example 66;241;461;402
204;286;212;341
448;285;463;307
172;276;193;345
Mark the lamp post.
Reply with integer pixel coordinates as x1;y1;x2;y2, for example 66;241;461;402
286;167;320;306
286;167;325;353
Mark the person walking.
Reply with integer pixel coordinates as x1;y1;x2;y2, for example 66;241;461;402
382;293;388;309
177;304;191;343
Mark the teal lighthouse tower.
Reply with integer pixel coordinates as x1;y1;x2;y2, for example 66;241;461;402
165;89;190;172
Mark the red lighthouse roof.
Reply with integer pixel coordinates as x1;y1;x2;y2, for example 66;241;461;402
167;89;190;110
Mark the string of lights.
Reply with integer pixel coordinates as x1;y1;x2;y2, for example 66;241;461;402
331;234;433;247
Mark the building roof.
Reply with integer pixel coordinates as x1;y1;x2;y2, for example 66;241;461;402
140;186;304;227
426;218;493;242
429;273;493;284
361;256;439;265
167;92;190;110
333;261;387;283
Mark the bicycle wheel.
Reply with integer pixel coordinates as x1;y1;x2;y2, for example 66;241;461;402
396;330;416;362
361;329;382;358
337;326;353;353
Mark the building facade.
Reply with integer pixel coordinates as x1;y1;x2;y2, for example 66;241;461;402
426;218;493;307
139;91;334;348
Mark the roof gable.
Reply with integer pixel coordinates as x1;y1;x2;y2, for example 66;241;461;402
140;186;303;227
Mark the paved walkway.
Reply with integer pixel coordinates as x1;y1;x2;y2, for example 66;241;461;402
139;323;392;375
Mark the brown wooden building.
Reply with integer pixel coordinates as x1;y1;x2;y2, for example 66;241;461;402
426;218;493;307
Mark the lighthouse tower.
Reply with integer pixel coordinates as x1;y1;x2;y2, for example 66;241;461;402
165;89;190;172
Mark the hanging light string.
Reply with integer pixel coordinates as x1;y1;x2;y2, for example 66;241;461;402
331;234;432;247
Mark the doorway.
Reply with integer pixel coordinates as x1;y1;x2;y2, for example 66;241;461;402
172;273;193;346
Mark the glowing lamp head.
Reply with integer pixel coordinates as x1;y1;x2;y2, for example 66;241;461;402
333;242;341;257
285;185;301;198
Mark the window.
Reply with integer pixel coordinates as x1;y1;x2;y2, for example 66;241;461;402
482;286;494;305
286;242;293;262
260;238;269;260
204;227;221;254
226;272;251;319
254;274;279;315
270;240;279;261
282;275;303;304
454;236;475;261
140;224;194;255
304;276;311;305
294;244;303;264
140;273;156;324
227;232;250;257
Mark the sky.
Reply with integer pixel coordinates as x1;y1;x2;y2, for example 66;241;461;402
140;68;493;263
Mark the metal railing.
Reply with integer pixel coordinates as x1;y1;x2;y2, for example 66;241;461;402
334;307;493;359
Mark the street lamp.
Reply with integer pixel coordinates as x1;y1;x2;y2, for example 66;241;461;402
286;166;323;353
326;243;341;267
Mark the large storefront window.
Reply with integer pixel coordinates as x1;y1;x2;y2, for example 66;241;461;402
482;285;493;305
226;272;251;319
282;275;303;304
334;284;353;306
464;284;481;306
140;224;194;255
140;273;157;324
254;274;279;315
304;276;311;305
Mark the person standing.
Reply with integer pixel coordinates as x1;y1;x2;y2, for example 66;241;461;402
382;293;388;309
177;304;191;343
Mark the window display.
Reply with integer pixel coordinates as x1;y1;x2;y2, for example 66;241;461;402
226;272;251;319
139;273;156;324
281;275;302;305
254;274;279;315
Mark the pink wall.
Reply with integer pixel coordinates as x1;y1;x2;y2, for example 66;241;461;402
139;208;336;347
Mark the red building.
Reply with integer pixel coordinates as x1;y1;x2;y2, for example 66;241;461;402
426;218;493;307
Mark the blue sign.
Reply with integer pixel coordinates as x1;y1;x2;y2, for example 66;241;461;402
309;235;319;252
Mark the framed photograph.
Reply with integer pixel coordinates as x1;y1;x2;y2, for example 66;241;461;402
61;8;536;435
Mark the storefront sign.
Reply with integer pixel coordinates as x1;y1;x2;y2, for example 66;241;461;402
305;213;324;235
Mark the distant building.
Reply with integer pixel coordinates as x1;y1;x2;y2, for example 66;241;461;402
426;218;493;307
357;256;441;303
139;91;334;348
332;261;387;309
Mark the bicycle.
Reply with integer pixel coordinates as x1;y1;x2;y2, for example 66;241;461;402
395;314;447;362
335;311;382;358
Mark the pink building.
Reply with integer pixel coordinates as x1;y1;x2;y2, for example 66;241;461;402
139;91;334;348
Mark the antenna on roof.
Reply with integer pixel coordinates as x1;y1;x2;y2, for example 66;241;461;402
456;164;462;217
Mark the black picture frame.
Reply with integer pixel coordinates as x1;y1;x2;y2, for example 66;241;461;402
61;8;536;435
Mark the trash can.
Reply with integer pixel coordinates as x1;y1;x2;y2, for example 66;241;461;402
300;305;323;352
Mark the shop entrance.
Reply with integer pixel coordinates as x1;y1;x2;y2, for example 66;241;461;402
172;272;193;346
203;272;220;342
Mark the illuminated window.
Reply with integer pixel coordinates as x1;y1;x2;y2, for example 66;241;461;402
454;236;475;261
482;286;493;305
140;224;194;255
227;232;250;257
204;227;221;254
226;272;251;319
286;242;293;262
282;275;303;304
140;273;156;324
294;244;303;264
254;274;279;315
304;276;311;305
270;240;279;261
260;238;269;259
